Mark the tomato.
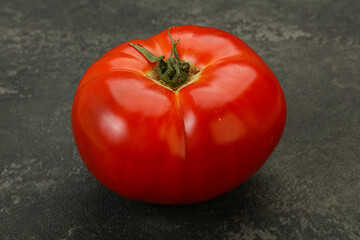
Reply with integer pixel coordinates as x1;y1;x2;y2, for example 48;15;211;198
71;25;286;204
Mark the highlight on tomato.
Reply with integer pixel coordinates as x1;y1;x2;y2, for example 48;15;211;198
71;25;286;204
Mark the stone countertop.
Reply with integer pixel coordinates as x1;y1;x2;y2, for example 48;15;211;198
1;0;359;239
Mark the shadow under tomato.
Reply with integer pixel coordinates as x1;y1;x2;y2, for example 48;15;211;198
60;170;280;239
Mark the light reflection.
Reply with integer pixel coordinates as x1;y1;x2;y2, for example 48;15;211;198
210;112;246;145
175;33;243;68
190;64;256;108
183;110;196;136
100;111;128;143
109;78;171;116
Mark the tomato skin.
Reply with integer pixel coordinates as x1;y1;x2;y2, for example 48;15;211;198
71;25;286;204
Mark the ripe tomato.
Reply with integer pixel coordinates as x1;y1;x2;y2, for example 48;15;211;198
71;25;286;204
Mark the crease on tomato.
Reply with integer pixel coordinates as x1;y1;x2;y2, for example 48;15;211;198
174;92;187;160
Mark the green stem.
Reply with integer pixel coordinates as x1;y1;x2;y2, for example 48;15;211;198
130;28;190;90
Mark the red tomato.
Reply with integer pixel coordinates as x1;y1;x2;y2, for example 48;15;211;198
71;25;286;204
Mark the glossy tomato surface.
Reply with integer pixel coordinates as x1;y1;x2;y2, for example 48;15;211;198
71;25;286;204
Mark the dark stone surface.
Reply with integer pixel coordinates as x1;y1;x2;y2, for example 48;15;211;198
1;0;359;239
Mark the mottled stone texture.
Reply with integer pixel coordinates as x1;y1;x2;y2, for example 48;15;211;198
0;0;359;239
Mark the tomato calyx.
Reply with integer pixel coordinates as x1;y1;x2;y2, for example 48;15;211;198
130;28;198;91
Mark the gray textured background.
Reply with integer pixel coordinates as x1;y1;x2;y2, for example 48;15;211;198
1;0;359;239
